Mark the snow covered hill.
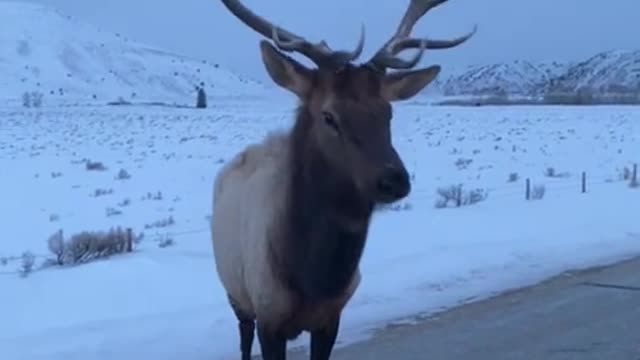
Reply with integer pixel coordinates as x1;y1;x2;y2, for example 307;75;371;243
2;1;636;106
435;60;570;98
0;1;268;105
548;50;640;94
432;50;640;103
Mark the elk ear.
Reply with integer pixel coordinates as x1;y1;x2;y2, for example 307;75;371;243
381;65;441;101
259;40;313;98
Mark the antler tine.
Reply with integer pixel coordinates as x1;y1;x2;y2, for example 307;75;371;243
272;24;366;66
337;24;367;64
393;24;477;52
221;0;366;67
367;0;476;71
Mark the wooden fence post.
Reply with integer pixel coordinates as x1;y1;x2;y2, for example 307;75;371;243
126;228;133;252
581;171;587;193
525;178;531;200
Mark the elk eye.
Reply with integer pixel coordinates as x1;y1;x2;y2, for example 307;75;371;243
322;111;339;133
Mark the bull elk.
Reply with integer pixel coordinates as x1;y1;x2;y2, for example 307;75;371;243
211;0;475;358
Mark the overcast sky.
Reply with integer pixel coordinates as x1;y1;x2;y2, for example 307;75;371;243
17;0;640;81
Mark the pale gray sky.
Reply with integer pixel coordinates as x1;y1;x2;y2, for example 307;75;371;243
17;0;640;81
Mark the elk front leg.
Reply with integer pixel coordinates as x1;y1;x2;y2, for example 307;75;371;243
309;316;340;360
257;323;287;360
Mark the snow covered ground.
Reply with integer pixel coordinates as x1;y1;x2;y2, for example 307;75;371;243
1;99;639;360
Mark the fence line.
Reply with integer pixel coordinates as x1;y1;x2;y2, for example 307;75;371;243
392;164;640;208
2;163;638;276
408;163;638;202
409;177;633;203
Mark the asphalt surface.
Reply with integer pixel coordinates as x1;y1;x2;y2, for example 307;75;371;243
290;256;640;360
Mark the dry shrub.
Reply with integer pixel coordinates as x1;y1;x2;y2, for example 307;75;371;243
435;184;488;208
48;230;65;265
20;251;36;277
46;227;131;266
64;228;129;264
531;185;546;200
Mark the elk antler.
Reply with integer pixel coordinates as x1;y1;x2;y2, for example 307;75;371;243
220;0;365;68
366;0;477;72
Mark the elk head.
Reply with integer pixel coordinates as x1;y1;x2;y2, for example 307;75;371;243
220;0;476;204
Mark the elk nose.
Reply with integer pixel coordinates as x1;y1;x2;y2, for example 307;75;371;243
376;165;411;200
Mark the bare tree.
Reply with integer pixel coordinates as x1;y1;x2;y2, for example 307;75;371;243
47;230;65;265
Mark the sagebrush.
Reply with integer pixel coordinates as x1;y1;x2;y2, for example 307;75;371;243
531;185;546;200
20;251;36;277
435;184;488;208
46;227;132;266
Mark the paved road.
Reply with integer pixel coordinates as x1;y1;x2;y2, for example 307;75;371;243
290;257;640;360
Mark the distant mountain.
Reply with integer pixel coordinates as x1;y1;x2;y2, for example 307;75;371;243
434;60;571;98
546;50;640;94
430;50;640;104
0;1;268;104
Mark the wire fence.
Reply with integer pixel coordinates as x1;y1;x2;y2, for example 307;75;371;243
405;163;638;203
1;164;638;276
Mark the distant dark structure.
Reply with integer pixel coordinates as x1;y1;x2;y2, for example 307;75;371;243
196;83;207;109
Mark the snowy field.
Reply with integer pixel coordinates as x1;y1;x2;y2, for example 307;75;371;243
1;98;639;360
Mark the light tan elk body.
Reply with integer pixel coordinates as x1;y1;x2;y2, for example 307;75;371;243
211;0;475;359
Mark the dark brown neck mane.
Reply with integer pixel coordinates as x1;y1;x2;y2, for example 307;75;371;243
277;104;375;303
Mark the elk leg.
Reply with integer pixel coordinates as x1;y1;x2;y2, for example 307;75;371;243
229;297;255;360
257;323;287;360
309;316;340;360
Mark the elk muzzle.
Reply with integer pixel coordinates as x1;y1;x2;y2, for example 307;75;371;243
374;162;411;203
